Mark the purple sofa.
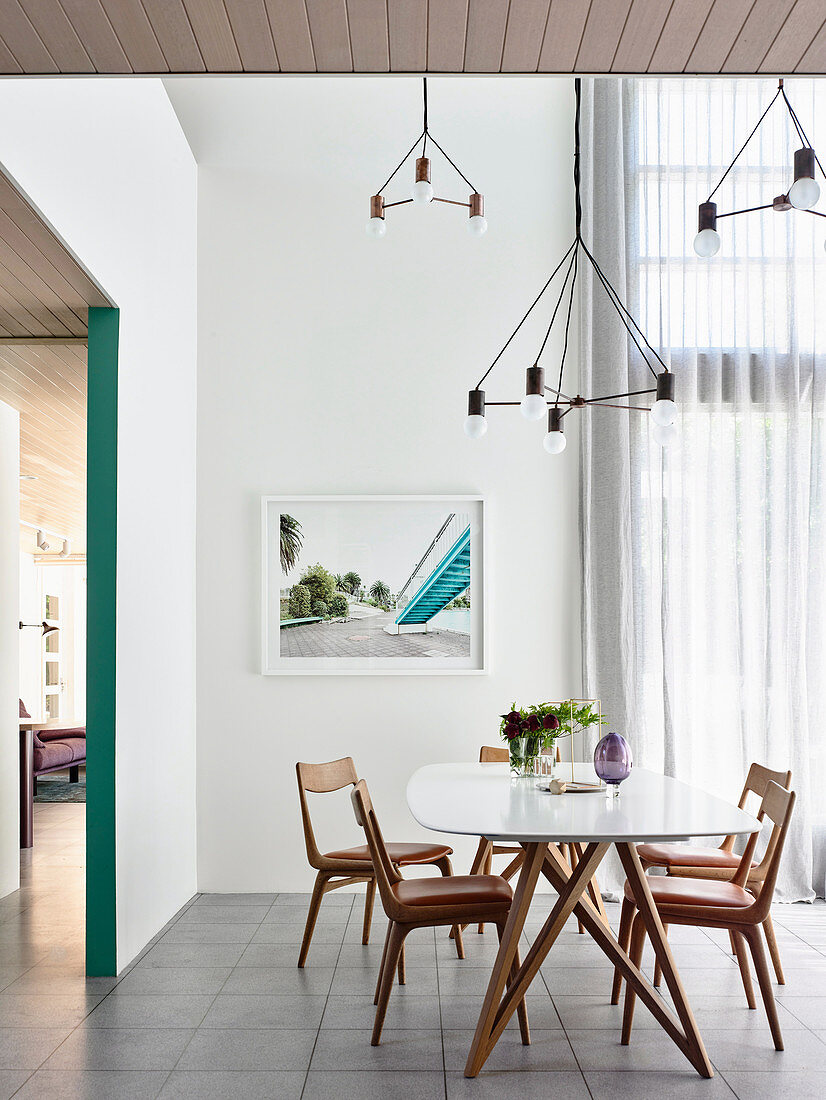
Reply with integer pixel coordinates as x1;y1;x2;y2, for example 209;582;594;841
20;699;86;785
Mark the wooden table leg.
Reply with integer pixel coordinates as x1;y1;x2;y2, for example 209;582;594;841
464;841;608;1078
464;841;546;1077
616;843;714;1078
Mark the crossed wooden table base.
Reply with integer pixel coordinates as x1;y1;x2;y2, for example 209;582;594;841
465;839;714;1079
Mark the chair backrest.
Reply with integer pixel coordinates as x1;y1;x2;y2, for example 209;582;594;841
480;745;508;763
480;743;560;764
732;781;796;921
350;779;402;917
720;762;792;853
296;758;358;869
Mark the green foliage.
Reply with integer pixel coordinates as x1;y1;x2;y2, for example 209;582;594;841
288;584;310;619
499;699;606;752
280;513;303;574
342;571;362;595
369;579;391;607
312;599;328;619
447;594;470;609
299;563;336;607
280;598;291;621
329;593;348;618
334;573;344;591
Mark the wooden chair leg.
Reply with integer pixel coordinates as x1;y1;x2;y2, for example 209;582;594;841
497;919;530;1045
372;922;405;1045
611;896;635;1005
452;840;490;938
362;878;376;946
478;849;493;934
435;855;465;955
374;921;393;1004
732;929;756;1009
728;929;738;955
297;872;327;968
621;912;647;1044
454;923;465;959
762;913;785;984
653;924;668;987
398;941;406;985
743;924;784;1050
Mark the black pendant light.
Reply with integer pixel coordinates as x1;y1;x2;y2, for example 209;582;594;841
367;79;487;239
693;79;825;257
464;79;676;453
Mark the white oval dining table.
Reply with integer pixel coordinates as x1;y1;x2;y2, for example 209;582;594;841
406;763;761;1080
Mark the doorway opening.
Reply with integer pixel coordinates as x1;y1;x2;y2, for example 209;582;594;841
0;162;117;976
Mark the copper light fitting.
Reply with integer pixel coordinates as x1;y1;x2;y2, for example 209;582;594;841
693;79;825;258
366;79;487;239
464;79;677;455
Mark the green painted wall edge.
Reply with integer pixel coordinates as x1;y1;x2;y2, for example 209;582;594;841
85;307;118;976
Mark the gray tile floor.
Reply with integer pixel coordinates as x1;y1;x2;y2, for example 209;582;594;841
1;804;825;1098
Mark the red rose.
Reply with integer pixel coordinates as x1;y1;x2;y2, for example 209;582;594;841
527;715;541;732
543;714;560;731
504;723;521;741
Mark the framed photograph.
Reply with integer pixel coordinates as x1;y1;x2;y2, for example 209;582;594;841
262;495;485;675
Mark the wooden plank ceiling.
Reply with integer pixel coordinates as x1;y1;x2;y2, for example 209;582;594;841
0;0;825;75
0;168;111;558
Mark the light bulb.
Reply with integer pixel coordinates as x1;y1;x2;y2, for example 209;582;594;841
366;217;386;238
520;393;546;420
789;176;820;210
693;228;720;257
413;180;433;205
468;215;488;237
652;422;678;447
464;414;487;439
543;431;567;454
651;399;677;427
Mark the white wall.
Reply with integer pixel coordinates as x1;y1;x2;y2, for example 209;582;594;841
167;76;582;890
0;402;20;898
0;80;198;968
18;553;40;717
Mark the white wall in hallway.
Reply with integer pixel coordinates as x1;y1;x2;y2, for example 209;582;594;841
0;402;20;898
167;76;583;890
19;553;40;719
0;80;198;969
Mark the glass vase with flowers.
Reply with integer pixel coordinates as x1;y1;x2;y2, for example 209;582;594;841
500;703;561;778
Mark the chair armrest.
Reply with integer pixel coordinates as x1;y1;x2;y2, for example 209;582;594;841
35;725;85;742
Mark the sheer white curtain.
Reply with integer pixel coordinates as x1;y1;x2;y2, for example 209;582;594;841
580;78;826;901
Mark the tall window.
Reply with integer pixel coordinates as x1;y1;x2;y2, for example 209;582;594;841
580;78;825;899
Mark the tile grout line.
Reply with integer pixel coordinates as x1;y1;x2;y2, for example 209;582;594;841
434;921;449;1100
158;892;283;1087
299;893;355;1099
540;958;596;1097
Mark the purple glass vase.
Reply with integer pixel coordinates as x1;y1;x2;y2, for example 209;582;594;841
593;732;632;796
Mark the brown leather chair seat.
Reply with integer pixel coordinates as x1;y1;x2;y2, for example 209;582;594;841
325;842;453;865
393;874;513;910
623;875;752;909
637;842;755;870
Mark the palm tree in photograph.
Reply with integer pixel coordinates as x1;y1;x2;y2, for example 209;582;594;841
280;513;303;574
334;573;344;591
343;571;362;595
369;579;391;608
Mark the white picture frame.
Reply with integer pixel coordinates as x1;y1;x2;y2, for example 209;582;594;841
261;495;486;675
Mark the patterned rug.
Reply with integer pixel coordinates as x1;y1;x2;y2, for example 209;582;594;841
34;776;86;803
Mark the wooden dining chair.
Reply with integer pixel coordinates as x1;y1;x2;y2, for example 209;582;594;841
617;781;796;1051
633;762;792;986
350;777;530;1046
465;746;525;933
296;758;459;966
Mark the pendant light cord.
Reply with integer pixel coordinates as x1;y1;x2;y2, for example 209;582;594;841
574;77;583;240
422;78;428;157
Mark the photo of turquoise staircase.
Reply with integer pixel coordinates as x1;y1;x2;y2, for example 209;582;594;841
395;524;471;627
